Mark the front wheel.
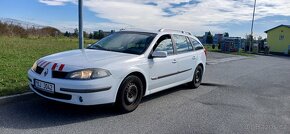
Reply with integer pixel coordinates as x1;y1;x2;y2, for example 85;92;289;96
115;75;143;113
188;65;203;89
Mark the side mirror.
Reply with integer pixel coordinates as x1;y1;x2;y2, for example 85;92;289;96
87;44;92;48
152;51;168;58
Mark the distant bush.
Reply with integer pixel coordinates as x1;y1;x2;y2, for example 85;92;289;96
40;27;61;37
0;21;60;38
0;21;114;39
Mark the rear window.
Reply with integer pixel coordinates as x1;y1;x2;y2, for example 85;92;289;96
189;37;204;50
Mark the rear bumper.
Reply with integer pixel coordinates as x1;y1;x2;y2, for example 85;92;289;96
28;69;121;105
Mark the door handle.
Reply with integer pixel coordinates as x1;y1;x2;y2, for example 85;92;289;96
192;56;196;60
172;59;177;64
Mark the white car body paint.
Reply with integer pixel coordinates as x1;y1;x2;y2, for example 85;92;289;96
28;29;206;105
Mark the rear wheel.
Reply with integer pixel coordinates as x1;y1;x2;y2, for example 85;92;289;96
116;75;143;113
188;65;203;89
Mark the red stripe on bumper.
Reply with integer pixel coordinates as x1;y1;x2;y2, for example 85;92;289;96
58;64;65;71
51;63;57;70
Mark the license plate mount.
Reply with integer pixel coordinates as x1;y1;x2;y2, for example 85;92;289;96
34;79;55;94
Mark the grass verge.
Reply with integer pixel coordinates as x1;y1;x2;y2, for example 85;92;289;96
0;36;96;96
204;45;255;57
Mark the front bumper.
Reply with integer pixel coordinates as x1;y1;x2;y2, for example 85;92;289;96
28;69;120;105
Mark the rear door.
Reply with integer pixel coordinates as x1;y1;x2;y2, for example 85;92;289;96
172;34;197;82
189;37;206;66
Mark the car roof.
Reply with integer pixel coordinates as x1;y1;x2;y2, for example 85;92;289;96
120;28;197;39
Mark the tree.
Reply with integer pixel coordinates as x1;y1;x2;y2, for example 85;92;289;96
88;32;93;39
206;31;213;44
14;25;28;38
73;28;78;37
64;31;70;37
93;31;98;39
0;22;8;36
224;32;229;37
98;30;105;39
212;44;215;49
83;31;88;38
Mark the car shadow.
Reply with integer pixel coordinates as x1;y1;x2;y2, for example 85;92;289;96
142;82;227;103
0;82;222;130
142;84;191;103
0;95;119;129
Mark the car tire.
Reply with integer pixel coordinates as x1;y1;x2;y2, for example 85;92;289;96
188;65;203;89
115;75;143;113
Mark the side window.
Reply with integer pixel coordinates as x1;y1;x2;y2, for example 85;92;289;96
154;34;174;55
173;35;193;53
189;37;204;50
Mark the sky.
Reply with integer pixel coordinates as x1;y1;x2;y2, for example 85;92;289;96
0;0;290;38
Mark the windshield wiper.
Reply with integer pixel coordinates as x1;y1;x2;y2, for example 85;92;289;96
88;45;107;50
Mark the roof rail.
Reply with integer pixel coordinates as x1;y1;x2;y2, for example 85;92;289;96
158;28;192;35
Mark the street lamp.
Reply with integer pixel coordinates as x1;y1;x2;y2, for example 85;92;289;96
250;0;257;52
78;0;84;49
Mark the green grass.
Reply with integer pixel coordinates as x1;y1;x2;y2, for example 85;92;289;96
204;45;220;52
204;45;255;57
0;36;97;96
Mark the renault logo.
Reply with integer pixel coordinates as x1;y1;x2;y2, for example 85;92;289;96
44;69;48;77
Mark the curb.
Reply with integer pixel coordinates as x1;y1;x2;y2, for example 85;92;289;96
0;92;35;105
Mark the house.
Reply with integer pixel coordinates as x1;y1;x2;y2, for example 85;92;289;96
221;37;241;52
213;34;223;45
202;32;210;45
265;25;290;55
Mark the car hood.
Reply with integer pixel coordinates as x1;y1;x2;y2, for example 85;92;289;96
41;49;137;68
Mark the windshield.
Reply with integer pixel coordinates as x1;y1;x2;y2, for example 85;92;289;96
88;32;156;55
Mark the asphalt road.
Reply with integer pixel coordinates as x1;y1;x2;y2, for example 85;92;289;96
1;53;290;134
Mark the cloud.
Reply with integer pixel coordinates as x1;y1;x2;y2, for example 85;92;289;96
39;0;290;36
39;0;73;6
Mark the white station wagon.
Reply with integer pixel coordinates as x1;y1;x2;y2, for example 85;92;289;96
28;29;206;112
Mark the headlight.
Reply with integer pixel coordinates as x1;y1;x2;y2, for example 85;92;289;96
66;68;111;80
31;61;37;72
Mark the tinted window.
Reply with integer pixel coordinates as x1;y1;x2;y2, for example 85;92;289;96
173;35;193;53
154;35;174;55
88;32;156;55
189;38;204;50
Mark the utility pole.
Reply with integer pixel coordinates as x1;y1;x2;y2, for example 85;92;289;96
78;0;84;49
250;0;257;52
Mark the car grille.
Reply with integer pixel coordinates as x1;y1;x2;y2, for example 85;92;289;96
35;66;44;74
33;86;72;100
52;71;68;79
